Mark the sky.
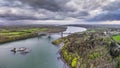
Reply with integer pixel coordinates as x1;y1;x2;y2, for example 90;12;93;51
0;0;120;25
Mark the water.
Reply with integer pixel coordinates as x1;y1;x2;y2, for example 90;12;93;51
0;26;86;68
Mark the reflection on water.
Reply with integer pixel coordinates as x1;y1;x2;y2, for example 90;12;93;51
0;26;86;68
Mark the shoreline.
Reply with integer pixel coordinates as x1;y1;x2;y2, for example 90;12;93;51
0;25;67;44
53;26;120;68
0;25;120;68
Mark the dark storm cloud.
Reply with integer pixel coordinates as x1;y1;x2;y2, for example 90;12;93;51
10;0;70;11
14;0;120;21
18;0;60;11
1;0;120;25
0;0;71;21
0;13;39;20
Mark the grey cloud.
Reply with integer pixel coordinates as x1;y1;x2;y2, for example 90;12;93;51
87;12;120;21
87;0;120;22
1;0;120;24
103;1;120;11
0;0;23;8
15;0;70;11
71;11;89;18
0;14;39;20
0;6;66;21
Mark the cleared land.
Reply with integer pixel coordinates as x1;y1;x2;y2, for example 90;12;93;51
112;35;120;43
0;25;66;43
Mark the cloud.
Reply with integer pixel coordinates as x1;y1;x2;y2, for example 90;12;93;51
14;0;70;11
103;0;120;11
100;21;120;24
0;6;66;20
87;10;120;21
87;0;120;21
0;0;120;25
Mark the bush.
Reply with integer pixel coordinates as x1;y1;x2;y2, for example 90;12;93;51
89;52;101;59
71;58;77;68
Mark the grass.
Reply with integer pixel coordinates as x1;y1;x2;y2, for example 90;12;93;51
112;35;120;43
87;30;96;32
21;28;48;32
0;28;48;35
0;28;48;43
0;26;66;43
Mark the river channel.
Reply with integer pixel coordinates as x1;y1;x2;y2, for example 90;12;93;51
0;26;86;68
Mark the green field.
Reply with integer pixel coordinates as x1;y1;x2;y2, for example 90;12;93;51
0;28;48;43
0;26;66;43
112;35;120;42
0;28;48;36
87;30;96;32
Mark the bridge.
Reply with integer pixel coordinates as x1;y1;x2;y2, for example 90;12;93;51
37;32;73;37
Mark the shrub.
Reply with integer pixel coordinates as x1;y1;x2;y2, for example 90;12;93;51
71;58;77;68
